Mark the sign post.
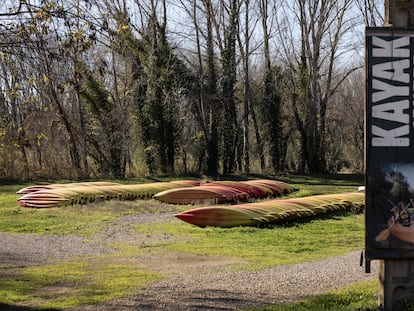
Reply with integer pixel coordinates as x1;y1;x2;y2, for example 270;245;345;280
366;1;414;309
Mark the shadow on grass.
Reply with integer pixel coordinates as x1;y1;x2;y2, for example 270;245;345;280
257;291;379;311
0;304;60;311
246;173;364;186
258;209;363;229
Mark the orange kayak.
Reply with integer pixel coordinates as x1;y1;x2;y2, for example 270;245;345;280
389;222;414;244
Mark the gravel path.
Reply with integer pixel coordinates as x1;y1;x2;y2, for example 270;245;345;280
73;251;378;311
0;212;379;310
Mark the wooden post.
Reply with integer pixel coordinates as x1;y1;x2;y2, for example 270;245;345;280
385;0;414;27
379;260;414;310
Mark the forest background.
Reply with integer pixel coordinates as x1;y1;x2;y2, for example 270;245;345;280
0;0;381;180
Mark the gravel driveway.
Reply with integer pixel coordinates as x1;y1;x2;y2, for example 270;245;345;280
71;250;378;311
0;212;379;310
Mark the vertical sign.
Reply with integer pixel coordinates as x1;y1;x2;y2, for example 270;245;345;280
366;28;414;261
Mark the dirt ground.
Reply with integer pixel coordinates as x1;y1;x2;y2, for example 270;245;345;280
0;212;379;311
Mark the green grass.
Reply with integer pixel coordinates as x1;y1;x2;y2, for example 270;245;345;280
250;280;378;311
0;259;163;309
0;203;116;235
132;211;365;270
274;173;362;196
0;205;116;235
0;193;180;235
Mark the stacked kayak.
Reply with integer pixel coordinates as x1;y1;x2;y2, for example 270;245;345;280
17;179;293;208
17;180;200;208
154;179;296;204
16;182;122;194
174;192;365;227
152;185;249;205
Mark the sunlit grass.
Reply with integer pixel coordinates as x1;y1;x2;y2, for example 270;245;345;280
0;259;163;309
0;205;114;235
0;191;181;235
249;280;378;311
279;174;363;198
132;211;365;270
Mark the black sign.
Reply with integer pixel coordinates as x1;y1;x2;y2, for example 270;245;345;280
366;28;414;261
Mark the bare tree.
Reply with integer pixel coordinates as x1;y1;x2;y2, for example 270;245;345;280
242;0;251;174
257;0;287;173
276;0;358;174
328;68;364;172
178;0;221;177
237;0;260;174
355;0;384;26
0;0;373;179
0;0;97;178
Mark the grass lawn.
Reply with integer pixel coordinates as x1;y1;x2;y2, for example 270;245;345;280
0;174;378;310
132;210;365;270
250;280;378;311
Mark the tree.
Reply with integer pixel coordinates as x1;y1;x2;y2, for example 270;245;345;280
326;69;364;172
258;0;286;172
0;0;97;178
220;0;239;175
79;68;128;178
355;0;384;27
0;0;372;179
182;0;221;177
239;0;251;174
104;0;195;175
277;0;357;174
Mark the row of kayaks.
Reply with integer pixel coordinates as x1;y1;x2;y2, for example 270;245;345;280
153;179;296;204
16;179;295;208
15;179;365;228
174;192;365;227
17;180;200;208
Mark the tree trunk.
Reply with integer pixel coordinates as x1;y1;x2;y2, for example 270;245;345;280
251;105;265;171
260;0;284;172
204;0;219;177
220;0;238;176
242;0;250;175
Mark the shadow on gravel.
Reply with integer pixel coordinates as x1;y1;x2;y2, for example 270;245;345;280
123;288;262;311
0;304;60;311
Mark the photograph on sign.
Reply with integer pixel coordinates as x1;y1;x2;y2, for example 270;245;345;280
365;28;414;259
370;163;414;245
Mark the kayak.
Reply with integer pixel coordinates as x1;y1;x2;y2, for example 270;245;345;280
154;186;249;205
389;222;414;244
175;206;261;227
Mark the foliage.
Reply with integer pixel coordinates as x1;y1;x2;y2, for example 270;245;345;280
111;8;195;176
259;66;286;172
80;69;128;178
282;0;357;174
0;0;367;180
